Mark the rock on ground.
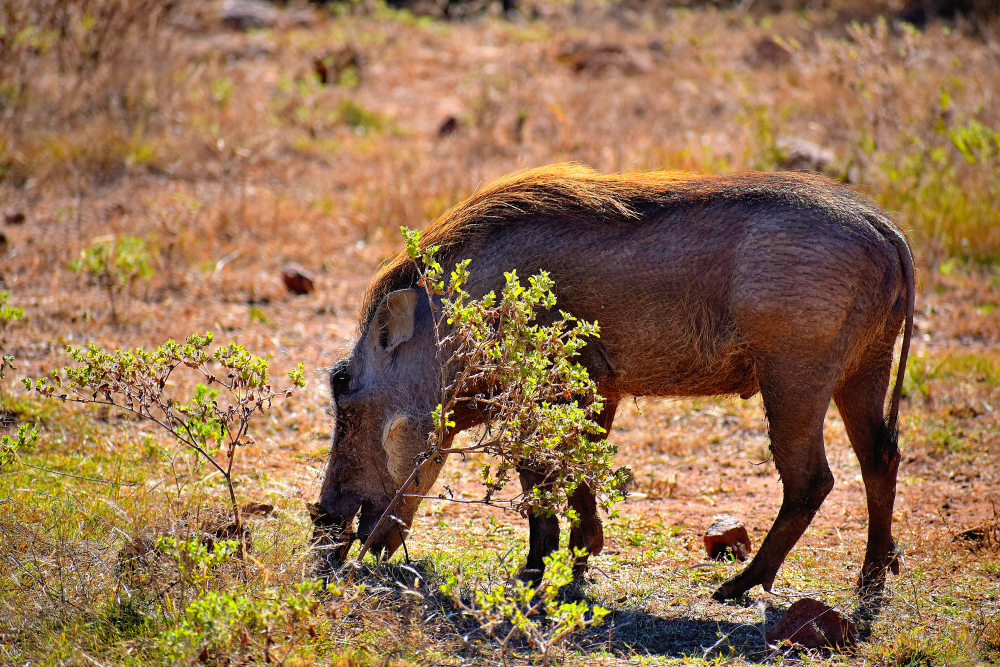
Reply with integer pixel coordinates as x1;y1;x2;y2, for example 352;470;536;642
703;514;751;561
765;597;858;649
281;263;316;296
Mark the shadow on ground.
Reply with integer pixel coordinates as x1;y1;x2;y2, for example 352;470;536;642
572;606;779;662
347;560;797;662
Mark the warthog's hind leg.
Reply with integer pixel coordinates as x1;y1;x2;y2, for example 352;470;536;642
834;345;901;605
713;359;837;601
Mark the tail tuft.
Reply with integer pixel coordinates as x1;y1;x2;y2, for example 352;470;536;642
875;417;900;471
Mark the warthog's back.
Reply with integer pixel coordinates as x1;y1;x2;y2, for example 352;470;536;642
362;165;909;399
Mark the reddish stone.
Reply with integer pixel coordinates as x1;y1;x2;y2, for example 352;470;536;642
765;598;858;649
281;263;315;295
703;514;751;561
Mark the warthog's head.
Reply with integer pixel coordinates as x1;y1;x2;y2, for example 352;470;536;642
310;288;448;567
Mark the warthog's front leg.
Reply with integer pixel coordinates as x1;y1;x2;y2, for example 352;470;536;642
566;397;618;578
517;396;619;584
567;483;603;577
517;466;560;585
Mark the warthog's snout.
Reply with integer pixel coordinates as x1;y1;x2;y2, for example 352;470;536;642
354;499;407;562
308;494;407;566
307;498;361;566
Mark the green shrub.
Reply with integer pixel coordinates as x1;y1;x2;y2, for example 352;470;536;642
69;235;154;324
25;332;306;552
0;423;38;469
158;536;361;664
442;547;608;666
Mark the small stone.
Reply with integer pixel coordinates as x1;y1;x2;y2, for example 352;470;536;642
754;35;794;66
281;263;315;295
766;598;858;649
221;0;279;30
777;136;838;173
558;41;653;76
438;116;460;137
4;211;25;225
242;501;275;517
703;514;751;561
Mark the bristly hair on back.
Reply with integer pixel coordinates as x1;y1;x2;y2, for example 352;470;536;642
354;162;876;332
356;163;702;330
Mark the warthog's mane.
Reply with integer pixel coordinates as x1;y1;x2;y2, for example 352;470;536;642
357;163;884;332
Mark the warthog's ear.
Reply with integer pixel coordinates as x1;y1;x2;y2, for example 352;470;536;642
374;288;418;354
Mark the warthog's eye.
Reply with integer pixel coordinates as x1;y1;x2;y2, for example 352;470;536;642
330;367;351;399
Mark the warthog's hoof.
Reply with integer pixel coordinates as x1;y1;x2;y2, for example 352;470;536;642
855;573;889;615
712;567;776;602
712;583;741;602
856;547;900;605
517;567;545;587
712;578;749;602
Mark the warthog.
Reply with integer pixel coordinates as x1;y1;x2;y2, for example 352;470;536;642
310;164;914;601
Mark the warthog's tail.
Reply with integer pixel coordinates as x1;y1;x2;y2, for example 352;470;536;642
879;223;915;466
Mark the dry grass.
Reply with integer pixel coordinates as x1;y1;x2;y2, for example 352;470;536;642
2;0;1000;664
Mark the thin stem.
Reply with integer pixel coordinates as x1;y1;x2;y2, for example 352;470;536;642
355;449;440;564
59;394;229;479
399;493;520;508
14;460;137;486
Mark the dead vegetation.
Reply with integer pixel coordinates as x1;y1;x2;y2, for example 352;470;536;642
2;0;1000;664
